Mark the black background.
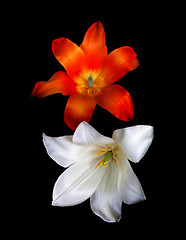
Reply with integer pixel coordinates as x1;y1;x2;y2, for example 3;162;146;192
13;4;169;238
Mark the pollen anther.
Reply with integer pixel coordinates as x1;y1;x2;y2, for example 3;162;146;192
102;148;108;152
95;159;104;169
93;152;104;156
113;157;117;167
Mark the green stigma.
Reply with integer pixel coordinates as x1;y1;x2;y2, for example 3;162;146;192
101;151;113;167
88;74;94;88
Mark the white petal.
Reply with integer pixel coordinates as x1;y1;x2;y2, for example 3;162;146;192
52;154;105;207
73;121;115;146
118;158;146;204
43;134;85;167
90;162;122;222
112;125;154;163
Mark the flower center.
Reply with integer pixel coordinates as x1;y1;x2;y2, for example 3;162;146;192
94;148;117;174
88;73;94;88
75;71;104;97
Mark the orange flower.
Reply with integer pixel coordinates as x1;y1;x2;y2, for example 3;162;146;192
31;22;139;130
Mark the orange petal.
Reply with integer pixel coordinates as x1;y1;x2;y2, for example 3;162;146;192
64;95;96;130
95;84;134;121
100;46;139;86
31;71;77;98
52;38;85;79
80;22;108;71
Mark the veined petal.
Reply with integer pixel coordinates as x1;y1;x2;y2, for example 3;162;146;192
43;134;85;168
31;71;77;98
52;154;105;207
52;38;85;79
118;158;146;204
100;46;139;86
73;121;115;146
90;162;122;222
80;22;107;71
64;95;96;130
95;84;134;121
112;125;154;163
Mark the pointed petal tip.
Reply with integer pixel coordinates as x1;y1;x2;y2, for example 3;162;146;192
31;81;57;98
89;21;104;29
125;110;134;121
91;209;121;223
80;21;107;71
138;192;146;203
42;133;48;141
96;85;134;122
51;199;59;207
95;21;104;28
142;125;154;138
143;194;147;201
51;195;63;207
137;125;154;138
126;194;146;205
137;190;146;202
31;82;40;97
42;133;46;141
74;121;87;132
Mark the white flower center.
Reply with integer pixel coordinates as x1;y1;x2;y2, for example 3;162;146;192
94;147;118;174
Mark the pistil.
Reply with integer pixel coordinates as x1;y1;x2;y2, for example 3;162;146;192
94;149;117;174
88;74;94;88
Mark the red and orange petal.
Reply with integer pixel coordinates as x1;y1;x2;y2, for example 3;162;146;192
52;38;85;79
80;22;108;71
95;84;134;121
64;94;96;130
31;71;77;98
100;46;139;87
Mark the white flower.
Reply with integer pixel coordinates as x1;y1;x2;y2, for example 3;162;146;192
43;121;154;222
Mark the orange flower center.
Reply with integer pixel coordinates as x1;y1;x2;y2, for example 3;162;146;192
75;70;105;97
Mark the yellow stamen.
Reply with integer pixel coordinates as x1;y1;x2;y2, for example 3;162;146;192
108;162;111;174
102;148;108;152
93;151;104;156
93;148;108;156
95;159;104;169
94;148;117;174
